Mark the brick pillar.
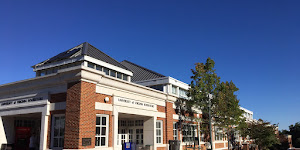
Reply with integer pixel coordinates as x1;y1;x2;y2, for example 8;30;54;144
64;81;96;149
166;101;174;143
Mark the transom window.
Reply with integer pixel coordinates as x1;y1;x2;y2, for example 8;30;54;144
96;114;109;147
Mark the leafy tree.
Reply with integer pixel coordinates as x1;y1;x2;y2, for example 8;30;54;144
289;122;300;148
214;81;245;150
247;119;279;150
188;57;221;150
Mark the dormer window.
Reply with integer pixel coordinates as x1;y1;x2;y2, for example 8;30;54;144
103;67;109;75
110;70;116;77
86;62;130;81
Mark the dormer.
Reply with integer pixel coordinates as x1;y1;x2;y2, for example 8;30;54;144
32;42;133;81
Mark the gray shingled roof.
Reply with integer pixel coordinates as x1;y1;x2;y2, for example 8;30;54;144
33;42;129;71
120;60;165;82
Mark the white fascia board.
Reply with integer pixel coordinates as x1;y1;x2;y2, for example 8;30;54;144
134;77;170;86
240;106;253;114
168;77;190;90
134;77;190;90
33;56;84;71
84;55;133;76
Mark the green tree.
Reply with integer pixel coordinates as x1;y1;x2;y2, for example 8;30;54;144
288;122;300;148
188;57;221;150
186;58;244;150
247;119;279;150
214;81;245;150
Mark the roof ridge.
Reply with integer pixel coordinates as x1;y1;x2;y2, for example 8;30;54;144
121;60;165;77
87;43;131;71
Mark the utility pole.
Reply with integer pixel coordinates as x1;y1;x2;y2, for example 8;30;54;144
208;98;214;150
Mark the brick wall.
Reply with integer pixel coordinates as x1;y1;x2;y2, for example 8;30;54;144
215;143;225;149
165;102;175;143
95;93;112;104
157;105;166;112
64;81;97;149
50;93;66;103
157;147;167;150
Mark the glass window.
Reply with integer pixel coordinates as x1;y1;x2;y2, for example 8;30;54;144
179;88;187;98
110;70;116;77
51;115;65;148
172;85;177;94
96;65;102;71
156;120;163;144
103;68;109;75
214;127;223;141
117;72;122;79
135;120;143;126
96;115;109;147
40;70;46;76
150;85;164;92
123;74;128;81
182;124;197;142
88;62;95;69
173;122;178;140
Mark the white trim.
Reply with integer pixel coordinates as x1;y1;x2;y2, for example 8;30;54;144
156;120;163;144
95;114;109;147
95;102;113;111
50;114;65;149
156;112;166;118
33;56;84;71
173;114;179;120
84;56;133;76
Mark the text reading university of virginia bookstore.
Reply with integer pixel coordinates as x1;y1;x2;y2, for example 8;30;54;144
0;42;254;150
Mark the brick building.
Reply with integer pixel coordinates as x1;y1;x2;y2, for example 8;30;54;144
0;42;250;150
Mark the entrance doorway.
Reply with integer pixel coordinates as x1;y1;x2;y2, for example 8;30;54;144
1;113;41;150
117;113;150;148
118;120;144;145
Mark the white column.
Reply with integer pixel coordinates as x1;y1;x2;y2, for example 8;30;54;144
144;116;155;147
40;113;49;150
0;116;7;146
113;107;119;149
153;116;157;150
40;102;50;150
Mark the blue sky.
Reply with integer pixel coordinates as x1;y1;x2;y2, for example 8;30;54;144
1;0;299;130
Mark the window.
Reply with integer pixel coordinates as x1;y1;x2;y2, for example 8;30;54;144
172;85;177;94
179;88;187;98
214;127;223;141
156;120;163;144
136;129;143;144
110;70;116;77
103;68;109;75
135;120;143;126
150;85;164;92
40;70;46;76
88;62;95;69
182;124;196;142
117;72;122;79
173;122;178;140
96;115;109;147
51;115;65;148
123;74;128;81
96;65;102;71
